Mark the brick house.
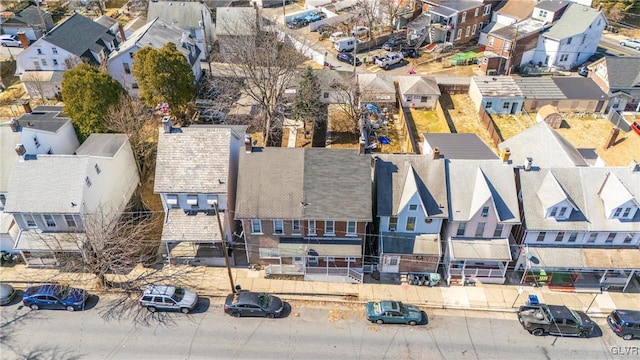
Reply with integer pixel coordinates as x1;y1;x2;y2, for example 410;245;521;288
421;0;501;46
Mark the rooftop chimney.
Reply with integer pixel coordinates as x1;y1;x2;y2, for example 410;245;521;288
22;101;32;114
16;31;29;49
162;116;172;133
524;157;533;171
605;127;620;149
432;147;440;160
501;147;511;163
15;144;26;156
9;118;19;132
244;134;252;153
118;24;127;42
596;2;603;12
359;139;366;155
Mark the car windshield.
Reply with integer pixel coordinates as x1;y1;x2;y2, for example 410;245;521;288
172;288;185;302
373;302;382;314
399;303;409;315
258;294;270;307
569;310;583;325
56;286;70;300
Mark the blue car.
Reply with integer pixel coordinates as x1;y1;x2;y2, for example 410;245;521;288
303;12;326;23
23;284;89;311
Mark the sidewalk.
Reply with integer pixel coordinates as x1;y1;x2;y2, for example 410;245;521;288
2;264;638;318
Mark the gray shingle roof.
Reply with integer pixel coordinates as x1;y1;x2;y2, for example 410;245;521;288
499;122;589;168
535;0;569;12
11;5;54;29
599;57;640;90
358;74;397;98
422;133;499;160
514;77;566;100
0;124;21;193
216;7;256;37
154;125;245;194
375;154;447;217
94;15;118;29
543;3;603;40
396;76;440;96
235;148;373;221
447;160;520;223
161;210;223;242
519;167;640;232
472;76;524;97
147;1;211;29
553;77;607;100
13;106;69;133
42;13;114;59
76;134;128;157
5;156;89;213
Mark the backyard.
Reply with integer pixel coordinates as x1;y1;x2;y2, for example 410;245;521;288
491;113;538;140
445;94;498;152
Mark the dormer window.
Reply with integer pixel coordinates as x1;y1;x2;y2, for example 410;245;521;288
95;163;101;174
481;206;489;217
409;204;417;211
558;207;567;218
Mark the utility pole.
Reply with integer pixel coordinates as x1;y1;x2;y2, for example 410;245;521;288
215;202;236;293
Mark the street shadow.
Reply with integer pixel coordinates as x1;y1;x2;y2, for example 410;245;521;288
188;297;211;314
278;302;293;319
438;93;457;133
20;346;84;360
82;294;100;311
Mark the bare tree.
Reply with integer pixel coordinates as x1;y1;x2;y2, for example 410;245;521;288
329;75;363;135
212;13;308;146
21;71;49;105
379;0;403;31
104;96;157;181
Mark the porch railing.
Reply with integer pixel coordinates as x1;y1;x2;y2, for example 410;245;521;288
264;264;303;276
449;267;504;278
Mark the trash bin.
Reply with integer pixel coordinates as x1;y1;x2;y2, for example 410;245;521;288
527;294;539;306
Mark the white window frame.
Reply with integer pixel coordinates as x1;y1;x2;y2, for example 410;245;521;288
409;204;418;211
605;233;615;243
536;232;546;242
457;223;466;236
388;217;398;231
405;217;416;231
308;220;316;235
52;47;58;55
64;214;77;227
251;219;262;234
465;26;470;37
483;4;491;15
622;207;631;218
292;220;301;234
475;222;485;237
461;12;466;23
558;207;567;218
550;207;558;217
555;232;564;242
345;257;356;263
587;233;597;243
485;101;492;109
481;206;489;217
324;256;335;262
488;37;494;47
186;195;198;206
346;221;357;235
43;214;56;228
324;220;335;235
472;24;476;35
23;214;37;228
568;232;577;242
273;220;284;235
493;224;503;238
474;8;479;17
308;256;318;265
456;29;462;40
166;194;179;208
623;233;632;244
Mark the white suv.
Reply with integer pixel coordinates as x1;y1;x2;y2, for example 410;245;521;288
620;38;640;50
0;35;21;47
138;285;198;314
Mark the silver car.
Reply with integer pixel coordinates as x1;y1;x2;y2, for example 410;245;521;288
138;285;198;314
619;38;640;50
0;35;21;47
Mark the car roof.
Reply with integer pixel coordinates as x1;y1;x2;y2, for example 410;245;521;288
28;284;63;296
1;34;16;39
547;305;574;319
143;285;175;297
614;309;640;322
235;291;262;305
379;301;402;312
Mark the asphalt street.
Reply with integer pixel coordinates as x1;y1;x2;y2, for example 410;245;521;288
0;294;636;360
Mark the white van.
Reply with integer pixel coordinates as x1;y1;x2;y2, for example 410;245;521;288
329;31;346;43
334;37;358;52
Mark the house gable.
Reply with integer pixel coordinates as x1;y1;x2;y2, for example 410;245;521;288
598;172;639;220
397;165;429;218
536;171;578;220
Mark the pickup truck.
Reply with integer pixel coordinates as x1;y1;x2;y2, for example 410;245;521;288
375;52;404;70
517;304;595;338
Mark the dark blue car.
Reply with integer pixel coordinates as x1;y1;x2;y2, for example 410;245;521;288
23;284;89;311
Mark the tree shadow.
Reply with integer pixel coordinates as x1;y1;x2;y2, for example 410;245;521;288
20;346;84;360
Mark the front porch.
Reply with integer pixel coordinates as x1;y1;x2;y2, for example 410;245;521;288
264;263;363;283
444;238;512;285
14;229;84;267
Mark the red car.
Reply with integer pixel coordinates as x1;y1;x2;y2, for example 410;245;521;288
631;122;640;136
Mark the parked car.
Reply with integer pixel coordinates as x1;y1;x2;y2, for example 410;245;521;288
400;47;419;59
303;11;326;23
0;34;21;47
287;18;308;29
517;304;595;337
329;31;347;43
351;26;369;38
138;285;199;314
334;37;359;52
366;301;423;325
619;38;640;50
375;52;404;69
316;24;333;34
382;36;406;51
23;284;89;311
0;284;16;305
224;291;284;318
608;309;640;340
337;52;361;66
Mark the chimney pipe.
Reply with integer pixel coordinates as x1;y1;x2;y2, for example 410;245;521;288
22;101;32;114
16;31;29;49
524;157;533;171
605;127;620;149
432;147;440;159
244;134;252;153
161;116;172;133
359;138;366;155
501;147;511;163
596;2;603;12
15;144;26;156
9;118;20;132
118;24;127;42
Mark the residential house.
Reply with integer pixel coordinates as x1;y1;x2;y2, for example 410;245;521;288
216;7;257;55
478;0;537;45
514;164;640;292
0;105;79;253
4;134;139;267
106;18;202;96
514;77;608;113
421;133;499;160
468;76;524;114
481;18;548;75
357;73;396;107
95;15;126;43
14;14;117;99
122;16;147;39
147;1;214;61
154;119;247;266
374;154;448;274
498;121;605;169
315;69;356;105
0;5;54;42
530;3;606;70
587;56;640;112
421;0;500;45
530;0;570;23
235;145;372;283
396;75;441;109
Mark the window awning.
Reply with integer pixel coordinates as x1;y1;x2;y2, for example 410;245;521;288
278;243;362;257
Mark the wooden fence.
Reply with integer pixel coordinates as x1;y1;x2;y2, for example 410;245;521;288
478;107;503;148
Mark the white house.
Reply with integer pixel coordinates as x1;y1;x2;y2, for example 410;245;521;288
154;119;247;266
396;76;441;109
531;3;607;70
4;134;139;267
147;1;214;62
106;17;202;96
514;164;640;292
374;154;448;274
0;5;55;42
14;14;117;99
